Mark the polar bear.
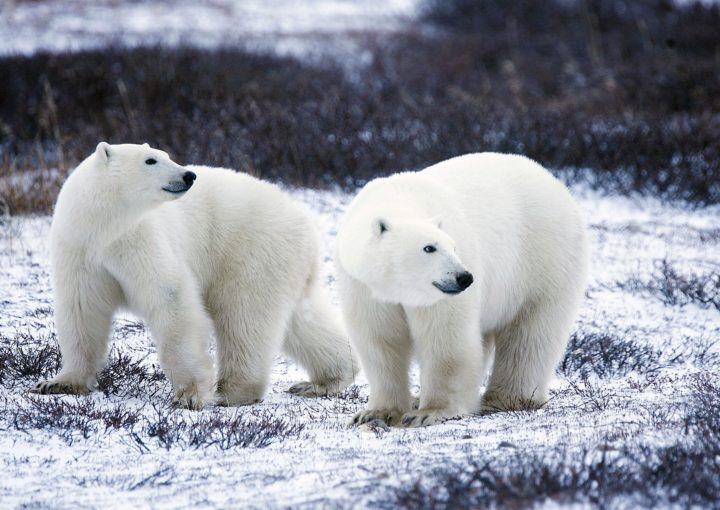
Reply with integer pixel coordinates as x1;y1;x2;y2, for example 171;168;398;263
337;153;588;427
31;142;356;408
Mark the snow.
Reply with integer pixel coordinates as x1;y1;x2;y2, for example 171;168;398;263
2;0;715;59
0;0;418;58
1;186;718;508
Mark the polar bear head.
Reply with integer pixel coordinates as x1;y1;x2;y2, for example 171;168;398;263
340;216;474;307
93;142;195;205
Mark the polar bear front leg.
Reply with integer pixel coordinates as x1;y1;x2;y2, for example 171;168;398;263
31;268;119;395
107;243;215;410
351;324;414;427
402;302;482;427
144;282;216;410
339;277;413;426
481;299;573;412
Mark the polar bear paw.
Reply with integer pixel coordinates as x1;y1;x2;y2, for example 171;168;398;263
479;391;546;413
400;409;459;428
174;383;215;411
29;379;90;395
216;395;262;407
287;379;350;397
352;408;403;427
215;379;264;407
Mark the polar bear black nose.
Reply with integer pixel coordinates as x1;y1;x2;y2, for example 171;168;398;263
183;171;197;188
456;271;474;290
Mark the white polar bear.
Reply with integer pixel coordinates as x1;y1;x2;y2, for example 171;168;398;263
337;153;588;427
32;142;356;408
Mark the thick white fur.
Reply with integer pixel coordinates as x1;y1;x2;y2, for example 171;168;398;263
337;153;588;427
33;142;356;409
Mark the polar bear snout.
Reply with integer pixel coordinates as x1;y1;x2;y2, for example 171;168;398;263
183;171;197;187
162;171;196;194
433;270;474;295
456;271;474;290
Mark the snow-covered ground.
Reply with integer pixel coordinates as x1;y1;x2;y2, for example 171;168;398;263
1;187;718;508
0;0;417;58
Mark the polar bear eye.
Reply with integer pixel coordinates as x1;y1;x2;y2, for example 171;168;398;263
145;158;157;165
423;245;437;253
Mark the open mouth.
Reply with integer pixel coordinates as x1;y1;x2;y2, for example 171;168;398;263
162;182;190;194
432;282;463;295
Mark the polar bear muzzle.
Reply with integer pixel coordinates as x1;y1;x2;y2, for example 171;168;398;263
432;270;474;295
162;171;197;194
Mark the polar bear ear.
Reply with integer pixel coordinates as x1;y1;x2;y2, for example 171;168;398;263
142;143;150;148
373;218;390;237
430;214;443;230
95;142;111;163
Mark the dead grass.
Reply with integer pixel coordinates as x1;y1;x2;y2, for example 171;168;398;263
390;372;720;508
618;259;720;311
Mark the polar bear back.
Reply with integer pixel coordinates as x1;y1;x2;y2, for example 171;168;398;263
140;165;319;295
422;152;580;230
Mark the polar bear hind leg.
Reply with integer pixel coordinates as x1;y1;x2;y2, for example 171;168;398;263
284;279;358;397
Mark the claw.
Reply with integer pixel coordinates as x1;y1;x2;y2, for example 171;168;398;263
399;409;458;428
287;380;348;398
352;409;403;427
29;380;89;395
